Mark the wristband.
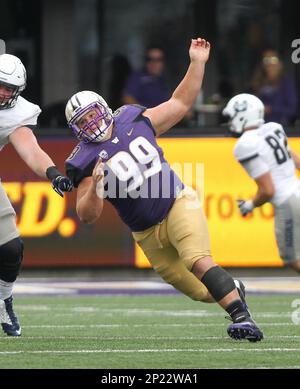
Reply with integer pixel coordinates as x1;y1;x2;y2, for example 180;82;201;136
46;166;62;181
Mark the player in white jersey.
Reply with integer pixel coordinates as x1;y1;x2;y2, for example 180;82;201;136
223;93;300;273
0;53;73;336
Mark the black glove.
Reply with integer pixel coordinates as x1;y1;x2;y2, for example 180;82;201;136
52;175;73;197
46;166;73;197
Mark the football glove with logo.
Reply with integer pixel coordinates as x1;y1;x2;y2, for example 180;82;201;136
237;199;254;217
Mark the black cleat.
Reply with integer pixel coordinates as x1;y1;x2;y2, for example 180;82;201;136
0;296;21;337
227;280;263;342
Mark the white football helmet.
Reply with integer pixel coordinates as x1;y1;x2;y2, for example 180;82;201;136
0;53;26;109
222;93;265;136
65;91;113;143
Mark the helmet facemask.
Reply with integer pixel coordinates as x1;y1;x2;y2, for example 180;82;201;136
69;102;113;143
222;112;243;138
0;81;25;110
226;101;249;137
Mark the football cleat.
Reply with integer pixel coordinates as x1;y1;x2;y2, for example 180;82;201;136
0;296;21;337
227;280;263;342
227;317;264;342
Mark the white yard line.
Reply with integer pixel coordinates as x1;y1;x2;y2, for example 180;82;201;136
15;306;295;319
19;322;297;328
0;335;300;341
1;348;300;355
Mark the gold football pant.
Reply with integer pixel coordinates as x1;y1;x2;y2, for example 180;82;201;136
132;188;211;301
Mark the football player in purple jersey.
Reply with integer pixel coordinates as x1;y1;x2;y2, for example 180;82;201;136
65;38;263;342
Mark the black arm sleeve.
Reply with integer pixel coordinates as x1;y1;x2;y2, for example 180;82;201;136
65;160;95;188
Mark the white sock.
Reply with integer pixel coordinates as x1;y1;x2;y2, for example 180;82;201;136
0;279;14;300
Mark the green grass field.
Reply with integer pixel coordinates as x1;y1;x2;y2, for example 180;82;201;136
0;294;300;369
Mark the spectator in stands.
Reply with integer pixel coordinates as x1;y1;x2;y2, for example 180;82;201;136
251;49;298;126
122;46;170;108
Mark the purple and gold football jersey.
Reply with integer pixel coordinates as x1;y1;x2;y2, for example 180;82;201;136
65;105;184;231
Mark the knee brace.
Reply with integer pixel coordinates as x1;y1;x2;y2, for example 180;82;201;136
0;237;24;282
201;266;235;302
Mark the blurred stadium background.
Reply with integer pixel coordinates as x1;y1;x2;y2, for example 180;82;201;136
1;0;300;369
